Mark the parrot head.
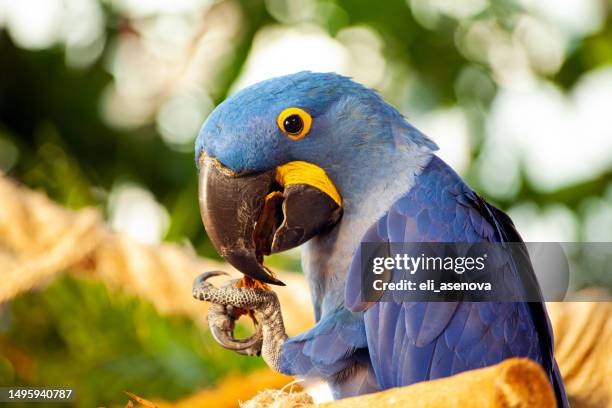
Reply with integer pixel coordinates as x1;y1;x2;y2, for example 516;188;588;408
195;71;435;286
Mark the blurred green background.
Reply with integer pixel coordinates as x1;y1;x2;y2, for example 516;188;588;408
1;0;611;406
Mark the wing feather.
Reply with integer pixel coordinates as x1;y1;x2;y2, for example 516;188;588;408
345;156;566;406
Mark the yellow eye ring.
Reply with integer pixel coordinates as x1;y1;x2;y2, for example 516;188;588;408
276;107;312;140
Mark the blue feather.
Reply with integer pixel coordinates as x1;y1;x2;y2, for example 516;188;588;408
345;156;567;406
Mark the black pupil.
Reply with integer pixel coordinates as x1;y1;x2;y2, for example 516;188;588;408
283;114;303;134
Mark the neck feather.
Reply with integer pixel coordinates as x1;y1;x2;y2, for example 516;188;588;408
301;148;435;319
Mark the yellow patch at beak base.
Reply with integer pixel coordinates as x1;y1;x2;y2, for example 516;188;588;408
275;161;342;206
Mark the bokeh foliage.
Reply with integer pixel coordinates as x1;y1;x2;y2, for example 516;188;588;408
0;276;262;407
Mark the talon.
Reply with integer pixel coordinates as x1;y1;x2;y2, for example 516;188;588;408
193;271;263;356
208;304;263;356
193;270;228;288
193;271;229;299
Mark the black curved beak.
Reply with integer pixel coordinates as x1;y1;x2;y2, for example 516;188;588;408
198;156;342;286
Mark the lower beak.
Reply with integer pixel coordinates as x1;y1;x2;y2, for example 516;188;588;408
198;156;342;286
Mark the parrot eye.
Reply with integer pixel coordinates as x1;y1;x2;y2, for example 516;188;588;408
284;115;303;134
277;107;312;140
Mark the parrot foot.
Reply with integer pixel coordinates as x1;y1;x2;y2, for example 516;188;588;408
193;271;288;371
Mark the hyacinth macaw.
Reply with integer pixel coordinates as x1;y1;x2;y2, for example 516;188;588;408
192;71;567;406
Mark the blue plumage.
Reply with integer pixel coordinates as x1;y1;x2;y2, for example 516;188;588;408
280;308;367;378
344;156;566;403
195;71;568;405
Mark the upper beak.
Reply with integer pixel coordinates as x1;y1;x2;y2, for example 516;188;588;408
198;156;343;286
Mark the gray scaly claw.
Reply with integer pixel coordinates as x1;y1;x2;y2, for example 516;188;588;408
193;271;262;356
192;271;288;371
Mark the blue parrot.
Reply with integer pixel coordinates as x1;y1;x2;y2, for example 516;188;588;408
192;71;567;406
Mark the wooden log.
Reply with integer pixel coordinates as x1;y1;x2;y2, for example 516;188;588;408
317;358;555;408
